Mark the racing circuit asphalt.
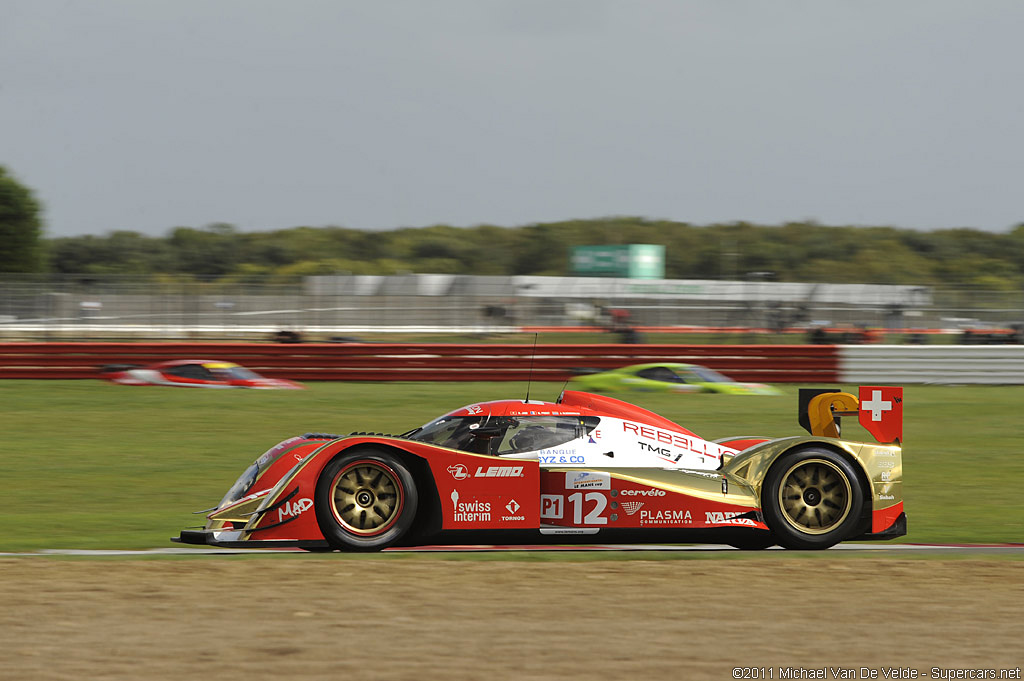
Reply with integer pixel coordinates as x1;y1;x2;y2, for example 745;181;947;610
3;542;1022;557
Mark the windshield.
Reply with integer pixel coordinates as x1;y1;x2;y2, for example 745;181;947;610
685;366;732;383
213;366;261;380
410;415;600;455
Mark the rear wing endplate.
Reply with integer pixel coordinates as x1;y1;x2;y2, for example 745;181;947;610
799;386;903;444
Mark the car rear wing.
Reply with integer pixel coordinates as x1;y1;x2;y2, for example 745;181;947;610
798;386;903;445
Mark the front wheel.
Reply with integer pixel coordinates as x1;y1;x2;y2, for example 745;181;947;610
314;449;418;551
762;448;864;550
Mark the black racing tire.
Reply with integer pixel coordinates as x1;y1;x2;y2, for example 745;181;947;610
314;449;418;552
762;447;865;550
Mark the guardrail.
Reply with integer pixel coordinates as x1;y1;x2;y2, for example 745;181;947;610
0;343;840;383
840;345;1024;384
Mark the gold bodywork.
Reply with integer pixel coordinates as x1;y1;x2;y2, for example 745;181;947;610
721;435;903;516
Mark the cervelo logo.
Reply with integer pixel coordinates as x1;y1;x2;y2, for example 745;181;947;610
619;488;666;497
277;497;313;523
705;511;757;526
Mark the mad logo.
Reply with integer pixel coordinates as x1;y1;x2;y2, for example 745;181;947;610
277;497;313;523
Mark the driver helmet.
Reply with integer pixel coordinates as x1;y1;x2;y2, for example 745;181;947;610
509;425;560;452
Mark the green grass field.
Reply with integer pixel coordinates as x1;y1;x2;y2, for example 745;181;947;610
2;380;1021;551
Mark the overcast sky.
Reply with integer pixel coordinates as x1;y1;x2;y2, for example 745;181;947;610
3;1;1022;238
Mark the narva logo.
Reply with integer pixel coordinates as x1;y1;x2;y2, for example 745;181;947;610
475;466;524;478
705;511;757;526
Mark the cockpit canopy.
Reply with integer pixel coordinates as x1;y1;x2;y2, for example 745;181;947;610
410;413;600;455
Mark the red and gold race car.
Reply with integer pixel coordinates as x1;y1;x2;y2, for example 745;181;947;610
100;359;303;390
175;386;904;551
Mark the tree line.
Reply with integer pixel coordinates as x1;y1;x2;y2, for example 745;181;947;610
3;165;1024;289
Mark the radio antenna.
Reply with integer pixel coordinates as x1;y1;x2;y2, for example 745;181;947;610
524;332;539;403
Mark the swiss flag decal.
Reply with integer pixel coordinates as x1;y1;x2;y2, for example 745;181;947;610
858;386;903;444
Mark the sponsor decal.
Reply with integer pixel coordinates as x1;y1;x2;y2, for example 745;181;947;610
622;421;724;460
539;447;577;457
277;497;313;523
678;469;722;480
880;471;891;482
638;509;693;525
538;448;585;464
638;441;673;457
502;498;524;521
621;501;644;516
705;511;756;526
539;454;585;464
540;494;564;519
619;488;666;497
565;471;611;490
448;464;469;480
878;494;896;501
466;404;483;415
450;490;492;522
475;465;524;478
876;460;895;469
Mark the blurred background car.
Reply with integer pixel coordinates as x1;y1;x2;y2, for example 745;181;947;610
568;362;781;395
99;360;303;390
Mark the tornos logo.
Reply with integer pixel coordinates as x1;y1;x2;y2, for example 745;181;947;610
502;498;525;522
447;464;469;480
277;497;313;523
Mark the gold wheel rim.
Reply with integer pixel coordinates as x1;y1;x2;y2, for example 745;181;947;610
777;458;852;535
329;461;403;536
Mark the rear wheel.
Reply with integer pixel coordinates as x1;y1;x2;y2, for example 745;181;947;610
314;449;418;551
762;448;864;550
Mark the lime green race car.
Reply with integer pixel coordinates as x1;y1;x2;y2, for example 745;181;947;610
568;363;782;395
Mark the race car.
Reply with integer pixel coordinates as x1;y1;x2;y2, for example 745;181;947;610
100;359;303;389
569;362;781;395
174;386;904;551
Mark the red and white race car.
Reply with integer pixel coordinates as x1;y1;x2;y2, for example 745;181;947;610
175;386;904;551
100;359;303;390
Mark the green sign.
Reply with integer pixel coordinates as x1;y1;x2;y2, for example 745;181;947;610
570;244;665;279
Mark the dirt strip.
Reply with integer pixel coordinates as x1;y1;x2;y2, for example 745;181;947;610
1;558;1021;680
